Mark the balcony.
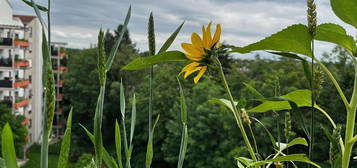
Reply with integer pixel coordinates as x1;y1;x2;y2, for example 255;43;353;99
53;120;65;128
14;39;29;47
59;66;67;71
0;79;13;88
60;52;66;57
14;80;30;88
57;93;64;101
14;99;30;108
0;58;12;67
0;37;13;46
56;108;63;115
51;49;59;56
22;118;30;125
14;60;29;67
56;80;64;87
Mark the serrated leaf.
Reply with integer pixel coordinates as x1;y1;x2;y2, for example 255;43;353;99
247;154;320;167
330;0;357;28
123;51;187;70
231;24;312;57
158;22;185;54
57;109;73;168
315;23;356;54
247;90;317;112
1;123;18;168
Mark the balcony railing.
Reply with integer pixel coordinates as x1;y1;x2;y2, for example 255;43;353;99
14;80;30;88
57;93;64;101
59;66;67;71
0;79;13;88
22;118;30;125
51;49;59;56
0;37;12;46
14;60;29;67
0;58;12;67
14;99;30;108
14;40;29;47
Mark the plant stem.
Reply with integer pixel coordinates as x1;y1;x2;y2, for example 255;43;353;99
215;57;257;162
308;38;315;167
40;90;48;168
341;57;357;168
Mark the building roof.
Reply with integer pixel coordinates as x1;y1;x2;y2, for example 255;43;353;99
13;15;36;24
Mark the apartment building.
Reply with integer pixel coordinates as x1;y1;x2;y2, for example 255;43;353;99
0;0;44;147
51;42;67;137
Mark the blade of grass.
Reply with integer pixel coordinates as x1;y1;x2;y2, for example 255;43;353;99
129;93;136;146
115;120;123;168
177;78;188;168
57;108;73;168
106;6;131;71
1;123;18;168
158;21;185;54
146;115;160;168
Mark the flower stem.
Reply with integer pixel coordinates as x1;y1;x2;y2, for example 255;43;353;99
341;57;357;168
214;57;257;162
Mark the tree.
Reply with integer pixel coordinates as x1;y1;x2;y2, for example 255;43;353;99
0;104;28;156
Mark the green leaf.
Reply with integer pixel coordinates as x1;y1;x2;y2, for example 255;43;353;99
231;24;312;57
177;125;188;168
93;86;105;168
315;23;356;54
123;51;187;70
115;121;123;168
57;109;73;168
158;22;185;54
247;154;321;167
106;6;131;71
30;0;47;29
80;124;118;168
330;0;357;28
209;98;237;113
129;93;136;145
235;157;253;166
120;80;125;118
250;117;277;149
1;123;18;168
146;115;160;167
277;137;308;151
22;0;48;11
248;89;317;112
177;78;187;124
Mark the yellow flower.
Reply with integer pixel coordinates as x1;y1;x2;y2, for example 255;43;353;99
181;23;221;83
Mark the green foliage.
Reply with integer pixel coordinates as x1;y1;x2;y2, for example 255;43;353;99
1;123;18;168
231;24;313;57
21;0;48;11
0;104;27;157
74;153;93;168
123;51;187;70
243;154;320;167
330;0;357;29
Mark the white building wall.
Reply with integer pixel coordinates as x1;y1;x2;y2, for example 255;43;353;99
28;18;43;144
0;0;13;25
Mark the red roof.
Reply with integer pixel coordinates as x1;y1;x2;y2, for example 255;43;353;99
13;15;36;24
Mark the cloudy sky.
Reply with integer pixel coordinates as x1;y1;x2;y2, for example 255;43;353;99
10;0;357;58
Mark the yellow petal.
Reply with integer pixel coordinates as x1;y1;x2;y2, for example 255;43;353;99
181;43;204;57
194;66;207;83
181;62;200;72
205;22;212;47
191;33;204;49
212;24;221;46
184;66;202;79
